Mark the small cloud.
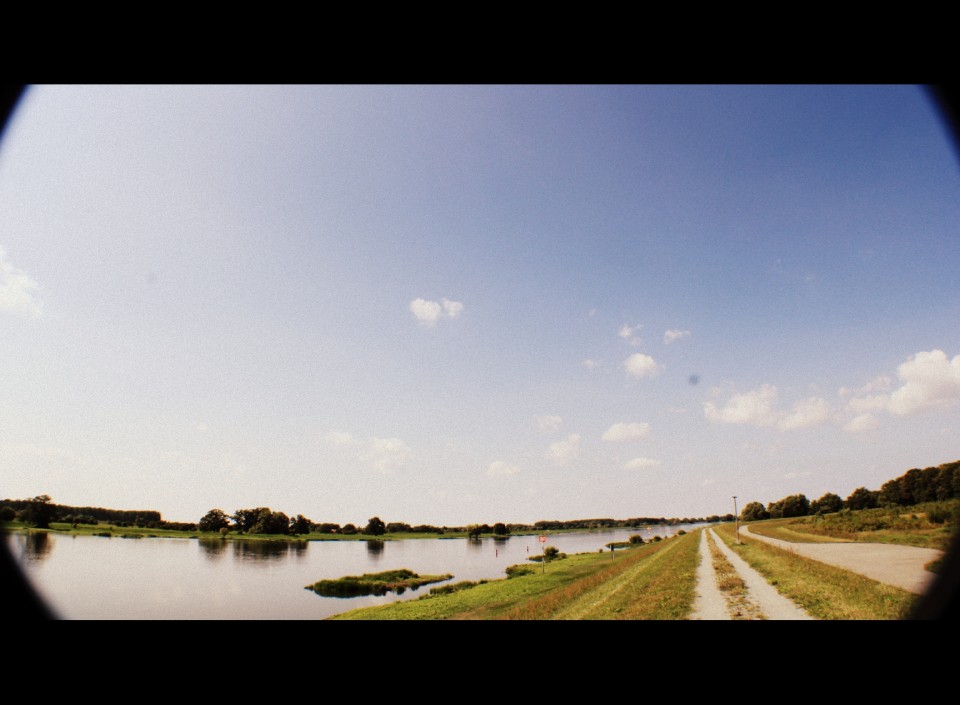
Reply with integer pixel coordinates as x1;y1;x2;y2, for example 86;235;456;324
196;423;209;433
488;461;521;476
588;308;598;317
0;246;43;317
441;298;464;318
624;353;662;379
536;415;563;434
362;437;412;474
624;457;660;470
410;297;463;327
602;422;651;442
703;384;780;427
325;430;357;447
777;397;832;431
619;323;643;347
547;434;581;464
410;298;442;326
664;329;691;344
844;413;879;433
583;358;601;369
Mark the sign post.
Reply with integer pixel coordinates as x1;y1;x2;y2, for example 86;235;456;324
538;534;547;573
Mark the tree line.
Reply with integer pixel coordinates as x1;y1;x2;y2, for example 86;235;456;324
739;459;960;522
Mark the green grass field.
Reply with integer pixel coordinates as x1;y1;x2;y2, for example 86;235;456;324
331;530;701;620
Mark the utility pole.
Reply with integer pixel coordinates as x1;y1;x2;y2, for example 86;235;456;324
733;495;739;544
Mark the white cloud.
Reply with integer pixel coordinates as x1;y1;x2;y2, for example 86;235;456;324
536;415;563;434
624;353;661;379
547;434;581;463
325;431;410;473
441;298;464;318
703;384;780;426
410;298;442;326
887;350;960;415
777;397;832;431
845;394;889;414
410;297;463;327
619;324;643;347
362;437;412;474
664;329;691;344
0;246;43;317
839;376;892;397
844;413;879;433
325;430;357;446
582;359;601;369
602;422;651;442
488;461;521;476
624;457;661;470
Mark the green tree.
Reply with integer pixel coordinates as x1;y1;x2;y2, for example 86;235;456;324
199;508;230;533
466;524;483;539
341;523;358;535
493;522;510;536
810;492;844;514
252;510;289;535
740;501;769;522
0;505;15;522
21;495;55;529
289;514;312;535
232;507;270;533
780;494;810;518
364;516;386;536
846;486;879;510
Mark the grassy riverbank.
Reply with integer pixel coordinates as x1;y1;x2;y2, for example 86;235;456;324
330;529;701;620
713;523;917;619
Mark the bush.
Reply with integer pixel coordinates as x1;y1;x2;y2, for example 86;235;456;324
927;504;956;524
629;534;645;544
505;564;535;578
0;506;15;522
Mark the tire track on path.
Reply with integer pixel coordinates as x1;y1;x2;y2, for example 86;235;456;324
690;529;730;619
707;528;813;620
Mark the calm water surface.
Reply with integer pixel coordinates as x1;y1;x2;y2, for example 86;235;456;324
7;524;698;619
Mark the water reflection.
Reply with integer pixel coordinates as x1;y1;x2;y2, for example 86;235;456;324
231;539;308;563
198;538;228;560
21;531;53;563
365;540;385;559
466;538;483;551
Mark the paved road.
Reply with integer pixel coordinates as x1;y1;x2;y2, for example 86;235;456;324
740;525;943;594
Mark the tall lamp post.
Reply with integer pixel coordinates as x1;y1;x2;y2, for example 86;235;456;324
733;495;739;544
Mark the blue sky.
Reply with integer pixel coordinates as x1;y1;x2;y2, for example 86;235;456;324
1;85;958;525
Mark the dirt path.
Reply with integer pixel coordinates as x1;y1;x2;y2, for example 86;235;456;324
740;525;942;595
690;528;812;620
690;529;730;619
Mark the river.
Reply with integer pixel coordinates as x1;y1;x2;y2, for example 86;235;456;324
5;524;699;619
